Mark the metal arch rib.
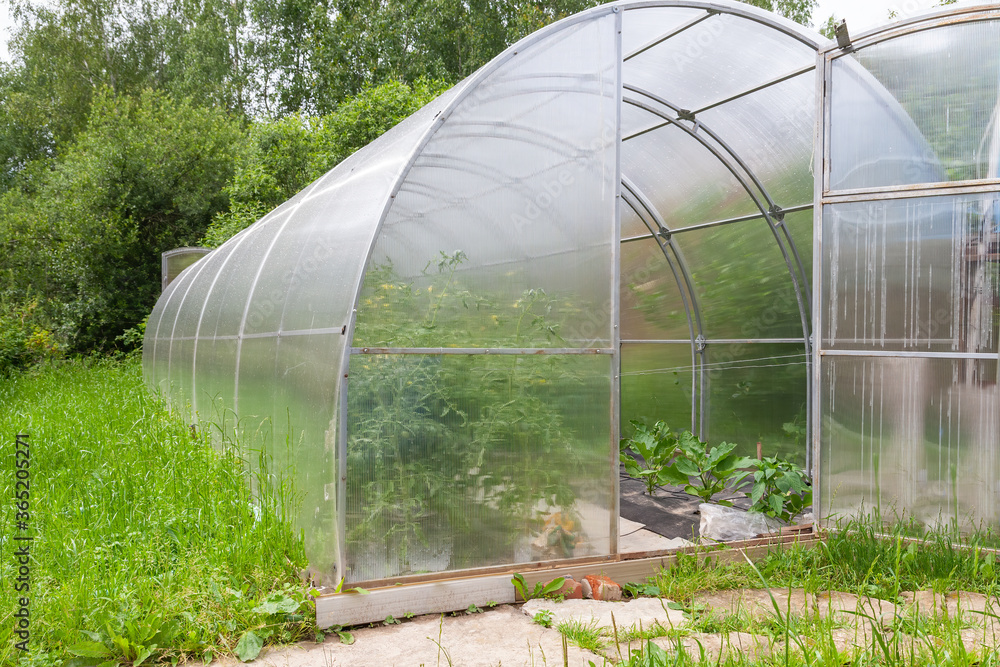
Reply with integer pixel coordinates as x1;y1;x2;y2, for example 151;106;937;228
621;89;813;354
621;177;708;436
619;1;822;50
624;10;716;61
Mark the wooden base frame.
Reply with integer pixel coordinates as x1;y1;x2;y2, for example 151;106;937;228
316;526;822;628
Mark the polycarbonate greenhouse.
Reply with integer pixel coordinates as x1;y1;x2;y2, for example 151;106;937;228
144;1;1000;585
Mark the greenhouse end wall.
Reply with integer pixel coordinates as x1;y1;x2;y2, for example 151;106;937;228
816;9;1000;533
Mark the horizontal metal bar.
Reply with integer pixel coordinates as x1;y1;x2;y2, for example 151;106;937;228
621;203;813;243
823;179;1000;203
623;11;713;61
350;347;614;355
152;326;347;342
819;349;998;360
623;119;673;143
622;338;806;345
692;64;815;116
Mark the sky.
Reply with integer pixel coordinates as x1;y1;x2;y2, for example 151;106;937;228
0;0;975;62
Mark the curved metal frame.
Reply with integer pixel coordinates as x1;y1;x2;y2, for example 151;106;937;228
343;0;822;575
145;0;829;584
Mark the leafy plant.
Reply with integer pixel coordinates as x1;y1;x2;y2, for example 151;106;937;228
622;581;663;598
511;573;566;601
619;420;678;495
532;609;554;628
622;420;754;504
746;455;812;523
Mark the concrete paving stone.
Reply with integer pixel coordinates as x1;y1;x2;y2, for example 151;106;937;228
638;632;775;663
230;605;606;667
522;597;688;634
693;588;814;621
942;591;1000;623
899;590;948;618
814;592;899;625
899;590;1000;623
960;626;1000;656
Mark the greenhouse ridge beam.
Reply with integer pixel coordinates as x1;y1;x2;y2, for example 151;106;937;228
691;64;815;116
620;203;813;243
623;10;715;61
622;1;819;48
349;347;614;355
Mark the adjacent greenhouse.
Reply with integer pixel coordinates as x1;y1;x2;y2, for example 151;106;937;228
144;1;1000;586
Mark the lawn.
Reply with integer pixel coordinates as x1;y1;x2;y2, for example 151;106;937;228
553;516;1000;666
0;356;313;664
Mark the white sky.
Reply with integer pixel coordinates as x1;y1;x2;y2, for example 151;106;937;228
0;0;981;62
812;0;957;34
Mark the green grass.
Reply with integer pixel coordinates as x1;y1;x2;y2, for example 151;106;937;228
608;514;1000;666
0;356;312;664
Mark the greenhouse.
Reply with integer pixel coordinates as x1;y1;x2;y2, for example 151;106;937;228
143;1;1000;587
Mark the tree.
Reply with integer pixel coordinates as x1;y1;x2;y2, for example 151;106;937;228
0;89;243;350
741;0;817;27
203;78;448;246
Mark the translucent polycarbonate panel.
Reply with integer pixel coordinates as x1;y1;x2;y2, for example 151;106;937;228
703;343;809;465
140;83;466;586
622;119;760;229
623;11;815;114
620;236;690;340
698;72;815;210
620;5;707;57
344;353;612;583
144;270;182;392
621;343;697;435
672;220;808;339
822;194;1000;352
621;197;651;240
830;20;1000;190
355;13;618;349
162;248;210;290
154;265;200;408
272;333;344;574
820;356;1000;531
200;212;292;339
783;208;814;297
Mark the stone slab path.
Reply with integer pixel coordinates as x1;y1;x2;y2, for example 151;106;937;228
218;590;1000;666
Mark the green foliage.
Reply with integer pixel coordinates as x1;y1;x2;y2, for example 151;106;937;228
532;609;555;628
619;420;679;495
0;358;311;664
556;618;605;651
739;0;817;26
746;456;812;523
622;580;663;598
512;574;567;601
0;299;63;375
0;89;241;351
819;14;839;40
202;79;448;247
621;420;754;504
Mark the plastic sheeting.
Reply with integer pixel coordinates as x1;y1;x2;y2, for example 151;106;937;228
144;0;1000;582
